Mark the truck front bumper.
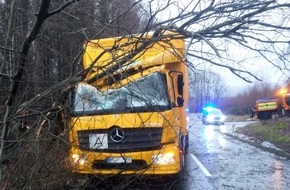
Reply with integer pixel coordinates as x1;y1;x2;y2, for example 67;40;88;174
69;144;182;175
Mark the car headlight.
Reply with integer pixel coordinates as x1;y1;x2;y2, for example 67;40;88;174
206;115;215;122
220;115;226;121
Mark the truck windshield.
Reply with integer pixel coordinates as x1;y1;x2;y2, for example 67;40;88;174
73;72;170;115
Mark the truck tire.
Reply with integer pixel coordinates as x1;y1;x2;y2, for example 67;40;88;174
257;111;272;120
281;108;285;117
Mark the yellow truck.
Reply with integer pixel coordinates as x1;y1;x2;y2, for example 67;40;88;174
254;97;281;120
68;31;189;176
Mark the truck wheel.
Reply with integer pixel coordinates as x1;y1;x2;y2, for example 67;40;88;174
281;108;285;117
180;150;185;170
257;111;272;120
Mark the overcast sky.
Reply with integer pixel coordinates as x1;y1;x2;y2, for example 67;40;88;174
221;65;288;96
150;0;289;96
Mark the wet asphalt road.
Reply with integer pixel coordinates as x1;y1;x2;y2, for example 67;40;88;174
182;114;290;190
76;114;290;189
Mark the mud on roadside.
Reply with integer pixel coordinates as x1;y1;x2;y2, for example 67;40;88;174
232;118;290;159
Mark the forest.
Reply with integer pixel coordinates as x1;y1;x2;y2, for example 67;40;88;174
0;0;290;189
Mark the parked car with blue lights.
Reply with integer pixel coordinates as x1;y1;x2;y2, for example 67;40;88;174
202;107;226;125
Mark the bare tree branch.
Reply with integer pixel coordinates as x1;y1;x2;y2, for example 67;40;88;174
187;52;261;83
47;0;81;17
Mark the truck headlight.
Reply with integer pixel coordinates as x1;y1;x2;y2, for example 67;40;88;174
152;152;176;165
72;154;88;165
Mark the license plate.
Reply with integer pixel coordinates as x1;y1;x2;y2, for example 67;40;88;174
105;157;132;164
89;133;108;149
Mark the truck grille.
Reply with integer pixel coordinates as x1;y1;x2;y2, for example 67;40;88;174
77;127;163;152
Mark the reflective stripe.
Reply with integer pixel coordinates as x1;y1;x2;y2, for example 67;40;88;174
257;102;278;111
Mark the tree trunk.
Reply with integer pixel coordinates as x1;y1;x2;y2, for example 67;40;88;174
0;0;51;181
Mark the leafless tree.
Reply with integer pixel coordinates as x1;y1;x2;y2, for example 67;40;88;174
189;69;227;112
223;81;276;115
0;0;290;189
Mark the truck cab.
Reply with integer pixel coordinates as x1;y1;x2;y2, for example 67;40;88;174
68;31;189;176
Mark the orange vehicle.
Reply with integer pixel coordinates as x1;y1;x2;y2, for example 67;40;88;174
68;31;189;176
280;93;290;116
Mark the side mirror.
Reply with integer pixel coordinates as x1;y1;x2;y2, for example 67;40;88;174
177;97;184;107
177;74;184;96
169;71;184;108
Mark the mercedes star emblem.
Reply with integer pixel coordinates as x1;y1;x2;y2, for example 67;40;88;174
110;127;125;142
